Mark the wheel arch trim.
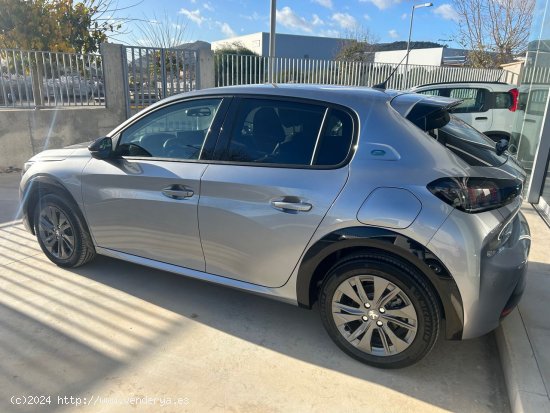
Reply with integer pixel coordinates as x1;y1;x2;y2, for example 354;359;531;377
296;226;464;340
21;174;84;235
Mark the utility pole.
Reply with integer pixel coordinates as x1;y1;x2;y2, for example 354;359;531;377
268;0;276;83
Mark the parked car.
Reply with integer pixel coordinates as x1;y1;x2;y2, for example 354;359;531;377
20;85;530;369
43;75;95;101
410;81;519;143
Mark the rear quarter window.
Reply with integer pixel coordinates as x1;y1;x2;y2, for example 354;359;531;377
494;92;512;109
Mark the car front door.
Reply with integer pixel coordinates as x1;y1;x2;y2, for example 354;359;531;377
198;97;356;287
81;97;228;271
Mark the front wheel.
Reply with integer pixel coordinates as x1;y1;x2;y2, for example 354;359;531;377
319;254;441;369
34;193;96;268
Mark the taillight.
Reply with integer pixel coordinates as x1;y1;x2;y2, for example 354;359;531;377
427;177;522;213
508;88;519;112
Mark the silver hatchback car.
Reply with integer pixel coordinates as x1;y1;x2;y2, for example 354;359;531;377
20;84;530;368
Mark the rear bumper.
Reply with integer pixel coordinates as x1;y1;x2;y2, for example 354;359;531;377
428;207;530;340
470;211;530;336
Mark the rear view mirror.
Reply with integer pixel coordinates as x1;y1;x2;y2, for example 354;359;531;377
186;107;212;117
88;137;113;159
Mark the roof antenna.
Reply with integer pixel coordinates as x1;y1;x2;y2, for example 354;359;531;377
372;44;416;90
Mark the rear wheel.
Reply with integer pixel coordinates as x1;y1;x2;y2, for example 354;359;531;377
319;253;441;369
34;193;96;267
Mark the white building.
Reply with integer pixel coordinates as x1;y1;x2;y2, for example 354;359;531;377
375;47;468;66
211;32;347;60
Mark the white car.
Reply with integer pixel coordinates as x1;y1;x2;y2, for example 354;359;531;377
410;81;519;143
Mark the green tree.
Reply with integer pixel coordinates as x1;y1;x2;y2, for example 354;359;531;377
0;0;122;53
335;26;379;62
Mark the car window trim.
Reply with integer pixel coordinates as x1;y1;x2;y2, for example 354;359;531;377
212;94;358;170
112;95;231;163
310;107;330;165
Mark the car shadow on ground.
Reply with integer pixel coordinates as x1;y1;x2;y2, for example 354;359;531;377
71;254;509;412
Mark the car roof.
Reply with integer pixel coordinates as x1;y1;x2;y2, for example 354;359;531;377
157;83;395;107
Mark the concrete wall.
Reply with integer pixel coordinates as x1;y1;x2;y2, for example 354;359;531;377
0;107;124;169
0;42;214;169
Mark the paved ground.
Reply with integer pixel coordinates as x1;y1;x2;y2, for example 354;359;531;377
0;174;510;413
496;206;550;412
0;173;21;223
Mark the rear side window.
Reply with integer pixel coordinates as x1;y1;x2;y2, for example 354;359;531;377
417;89;442;97
223;98;354;167
448;88;486;113
315;109;354;165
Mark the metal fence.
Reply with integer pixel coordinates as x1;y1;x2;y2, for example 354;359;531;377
0;48;104;108
124;46;199;114
521;66;550;85
214;54;506;89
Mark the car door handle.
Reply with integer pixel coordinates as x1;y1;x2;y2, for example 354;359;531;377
271;200;312;212
475;116;488;120
162;186;194;199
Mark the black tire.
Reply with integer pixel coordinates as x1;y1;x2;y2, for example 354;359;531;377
34;193;96;268
319;253;441;369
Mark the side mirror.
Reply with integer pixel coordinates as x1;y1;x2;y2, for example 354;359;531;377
496;138;509;156
88;137;113;159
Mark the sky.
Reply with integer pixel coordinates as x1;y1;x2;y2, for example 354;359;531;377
114;0;463;47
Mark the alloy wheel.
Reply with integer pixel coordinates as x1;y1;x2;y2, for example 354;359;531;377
331;274;418;357
37;205;75;260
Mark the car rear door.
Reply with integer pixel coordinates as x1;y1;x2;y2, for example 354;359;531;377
198;96;356;288
81;97;229;271
447;87;493;132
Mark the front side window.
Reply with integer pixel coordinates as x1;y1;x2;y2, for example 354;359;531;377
448;88;486;113
118;98;223;159
223;98;354;167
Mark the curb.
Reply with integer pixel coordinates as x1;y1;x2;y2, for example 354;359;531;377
495;309;550;413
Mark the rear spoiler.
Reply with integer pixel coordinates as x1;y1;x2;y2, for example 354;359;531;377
390;93;462;131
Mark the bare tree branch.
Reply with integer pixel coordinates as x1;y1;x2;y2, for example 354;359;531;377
453;0;535;67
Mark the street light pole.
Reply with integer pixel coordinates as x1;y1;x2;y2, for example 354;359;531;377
268;0;276;83
404;2;432;88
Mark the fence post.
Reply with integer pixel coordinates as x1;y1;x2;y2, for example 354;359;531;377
197;48;215;90
30;52;44;107
100;43;129;120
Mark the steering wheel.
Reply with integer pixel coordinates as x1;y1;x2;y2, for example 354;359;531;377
163;138;200;159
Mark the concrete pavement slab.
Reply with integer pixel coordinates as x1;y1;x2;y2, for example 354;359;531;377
496;206;550;413
0;173;21;224
0;223;510;413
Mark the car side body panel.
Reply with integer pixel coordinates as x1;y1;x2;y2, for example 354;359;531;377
81;158;208;271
